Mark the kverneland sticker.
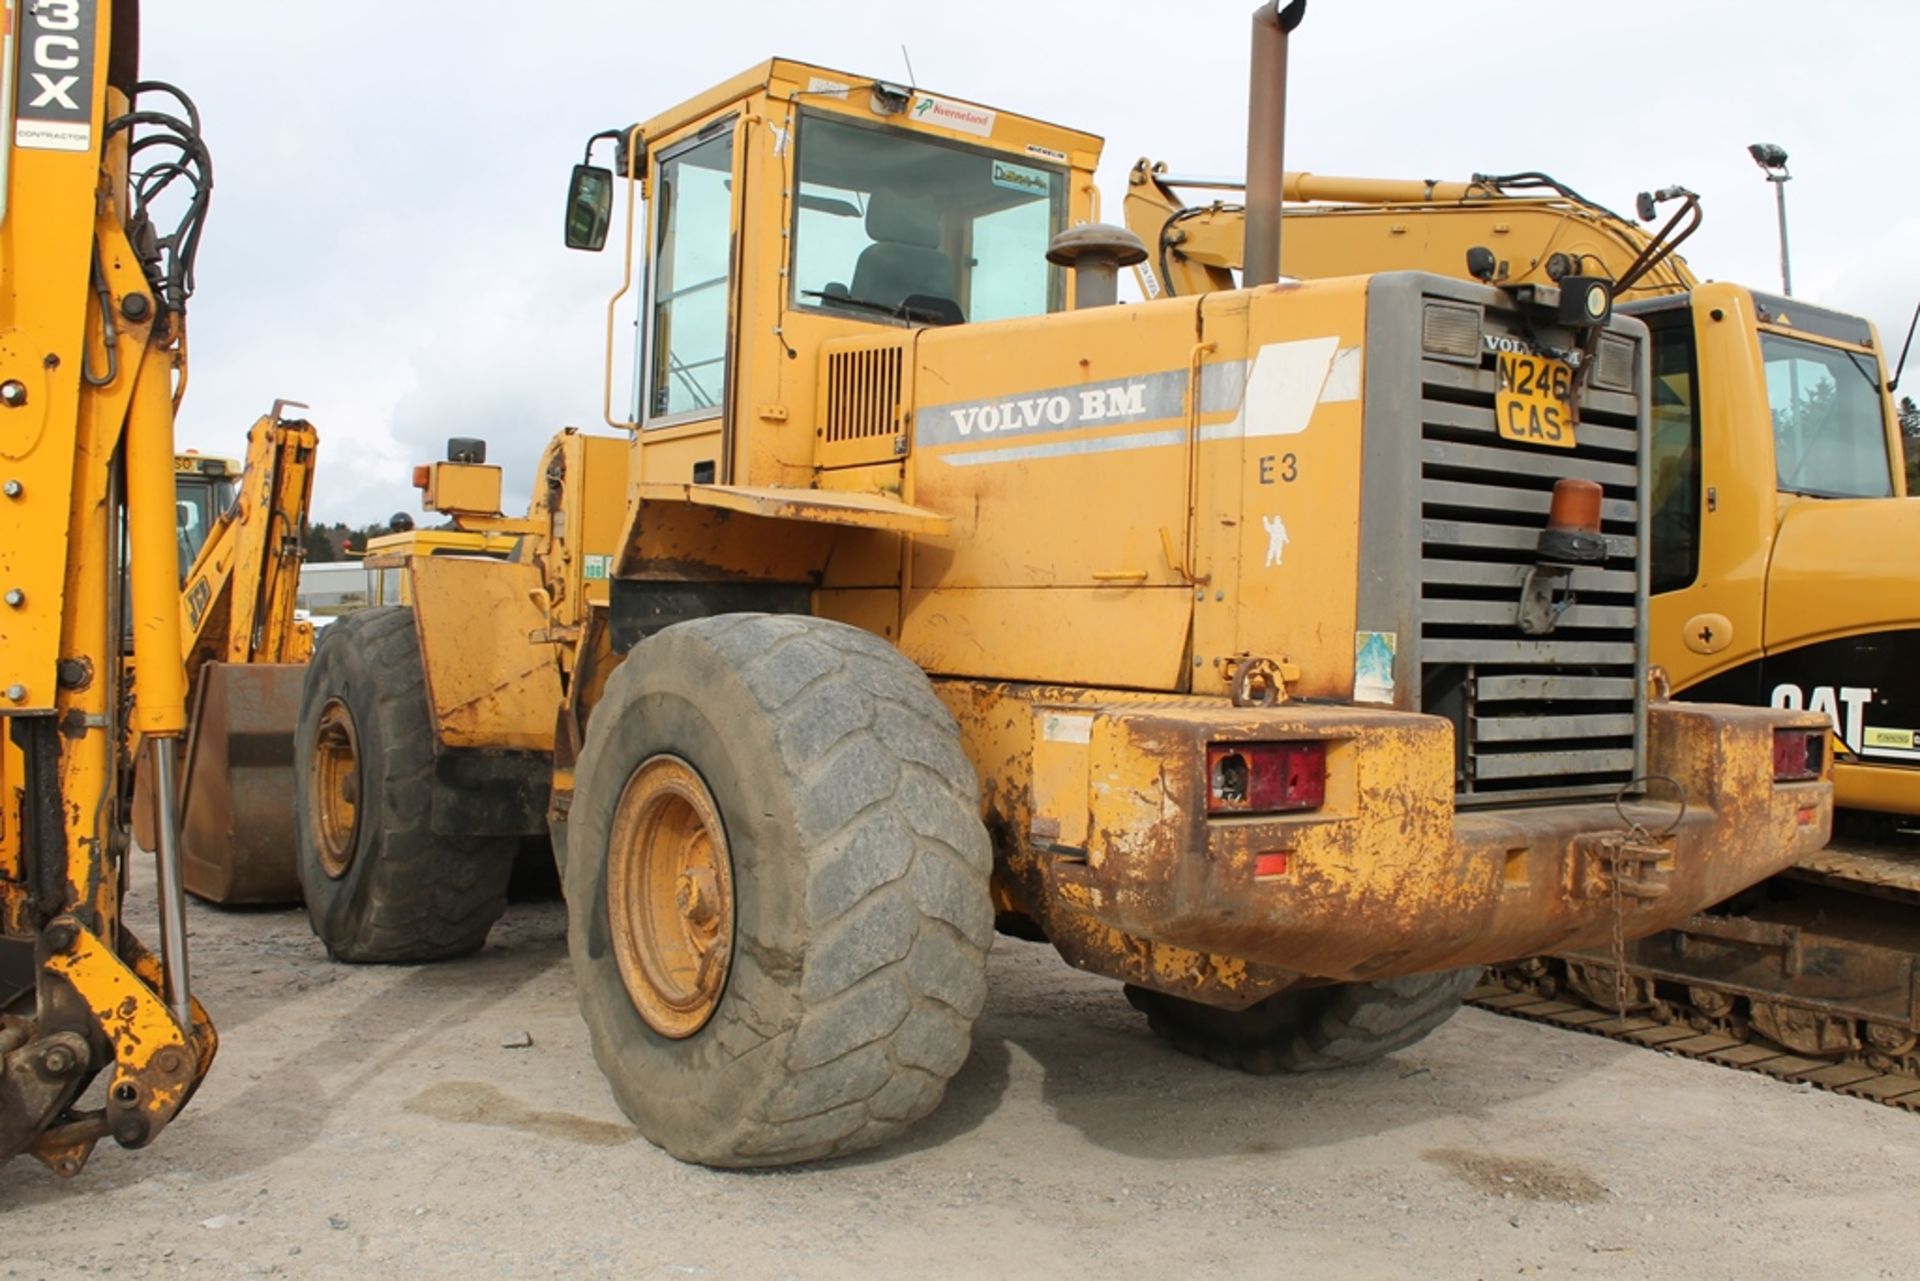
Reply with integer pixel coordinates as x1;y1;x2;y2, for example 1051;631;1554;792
909;93;994;138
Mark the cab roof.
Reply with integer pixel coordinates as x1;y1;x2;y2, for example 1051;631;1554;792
636;58;1103;170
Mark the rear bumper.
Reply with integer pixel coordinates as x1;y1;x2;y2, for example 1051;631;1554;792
947;682;1831;1007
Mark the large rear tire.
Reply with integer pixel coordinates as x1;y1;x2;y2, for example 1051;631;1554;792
293;608;515;963
568;614;992;1167
1125;968;1478;1074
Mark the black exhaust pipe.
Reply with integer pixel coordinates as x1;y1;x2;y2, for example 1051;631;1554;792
1244;0;1307;288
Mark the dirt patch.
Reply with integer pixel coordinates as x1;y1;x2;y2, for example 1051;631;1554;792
404;1080;635;1147
1422;1147;1609;1203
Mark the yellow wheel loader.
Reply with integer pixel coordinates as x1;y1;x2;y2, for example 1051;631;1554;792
1124;159;1920;1093
0;0;218;1175
294;2;1829;1167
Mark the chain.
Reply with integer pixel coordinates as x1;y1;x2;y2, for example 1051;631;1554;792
1601;774;1685;1017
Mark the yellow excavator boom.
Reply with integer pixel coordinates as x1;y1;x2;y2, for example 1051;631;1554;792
1123;159;1701;302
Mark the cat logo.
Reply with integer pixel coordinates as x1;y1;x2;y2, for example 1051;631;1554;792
1771;683;1873;753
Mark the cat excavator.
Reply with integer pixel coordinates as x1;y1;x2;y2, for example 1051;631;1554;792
0;0;219;1174
1124;161;1920;1101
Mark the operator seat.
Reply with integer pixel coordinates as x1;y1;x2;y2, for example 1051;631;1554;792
850;190;955;313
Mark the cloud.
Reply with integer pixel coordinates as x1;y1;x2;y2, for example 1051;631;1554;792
145;1;1920;523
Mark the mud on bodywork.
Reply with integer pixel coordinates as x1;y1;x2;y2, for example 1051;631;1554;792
941;680;1832;1009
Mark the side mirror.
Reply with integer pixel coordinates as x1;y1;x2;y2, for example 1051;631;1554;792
564;163;614;252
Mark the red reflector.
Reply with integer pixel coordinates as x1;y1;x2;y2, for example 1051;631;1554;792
1797;806;1816;827
1254;851;1291;878
1206;742;1327;815
1773;729;1822;782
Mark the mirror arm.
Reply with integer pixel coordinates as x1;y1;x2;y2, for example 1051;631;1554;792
603;123;647;432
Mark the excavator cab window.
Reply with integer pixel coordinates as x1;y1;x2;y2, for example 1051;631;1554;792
1762;334;1895;499
789;112;1065;327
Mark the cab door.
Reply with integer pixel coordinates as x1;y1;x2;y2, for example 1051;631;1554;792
1638;289;1775;696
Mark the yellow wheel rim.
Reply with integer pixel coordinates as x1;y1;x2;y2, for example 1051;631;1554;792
607;755;734;1039
311;698;362;879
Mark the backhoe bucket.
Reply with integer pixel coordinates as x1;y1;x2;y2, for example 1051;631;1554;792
177;662;306;904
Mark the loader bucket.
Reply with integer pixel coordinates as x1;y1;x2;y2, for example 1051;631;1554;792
176;662;307;905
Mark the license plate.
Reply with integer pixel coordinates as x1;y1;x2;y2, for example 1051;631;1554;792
1495;351;1576;449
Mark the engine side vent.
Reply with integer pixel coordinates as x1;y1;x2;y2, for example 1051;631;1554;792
825;346;903;444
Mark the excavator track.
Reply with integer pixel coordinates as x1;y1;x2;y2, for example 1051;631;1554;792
1467;979;1920;1110
1473;823;1920;1112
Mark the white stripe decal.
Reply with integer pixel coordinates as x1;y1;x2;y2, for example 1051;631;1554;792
938;428;1188;467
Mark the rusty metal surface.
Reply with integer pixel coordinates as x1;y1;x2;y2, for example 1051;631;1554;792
1793;843;1920;896
942;680;1830;1007
408;557;563;752
178;662;306;905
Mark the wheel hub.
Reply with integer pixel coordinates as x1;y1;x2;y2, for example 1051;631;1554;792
607;755;734;1039
310;698;362;879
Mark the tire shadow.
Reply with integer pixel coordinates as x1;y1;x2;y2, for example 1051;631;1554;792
1002;970;1605;1163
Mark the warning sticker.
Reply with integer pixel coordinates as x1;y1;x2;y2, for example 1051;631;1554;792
1354;631;1397;705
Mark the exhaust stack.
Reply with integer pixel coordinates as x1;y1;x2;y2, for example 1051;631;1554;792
1244;0;1307;288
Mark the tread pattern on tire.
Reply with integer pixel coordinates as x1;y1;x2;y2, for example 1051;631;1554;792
1126;967;1479;1075
295;607;514;963
571;614;993;1167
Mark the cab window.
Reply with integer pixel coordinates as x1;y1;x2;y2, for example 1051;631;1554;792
1763;333;1894;498
646;129;735;424
1647;319;1700;594
790;112;1065;326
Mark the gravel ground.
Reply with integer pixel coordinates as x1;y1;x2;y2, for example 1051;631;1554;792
4;885;1916;1281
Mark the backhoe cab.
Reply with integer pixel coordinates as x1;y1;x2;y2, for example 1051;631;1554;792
300;11;1830;1170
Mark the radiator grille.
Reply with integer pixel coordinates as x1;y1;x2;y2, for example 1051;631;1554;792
824;346;904;444
1417;314;1644;804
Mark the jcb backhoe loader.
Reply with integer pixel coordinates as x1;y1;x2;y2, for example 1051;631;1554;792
0;0;217;1174
292;2;1828;1168
132;410;320;904
1125;162;1920;1097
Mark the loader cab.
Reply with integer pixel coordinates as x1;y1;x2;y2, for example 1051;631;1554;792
569;60;1101;487
173;453;239;582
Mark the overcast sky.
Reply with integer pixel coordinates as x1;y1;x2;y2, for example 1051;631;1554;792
146;2;1920;524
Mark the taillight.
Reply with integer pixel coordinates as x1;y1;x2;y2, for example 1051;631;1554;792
412;464;432;489
1206;742;1326;815
1773;728;1825;782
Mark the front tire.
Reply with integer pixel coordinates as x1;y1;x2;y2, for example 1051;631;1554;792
568;614;992;1167
1125;968;1478;1074
293;608;516;962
